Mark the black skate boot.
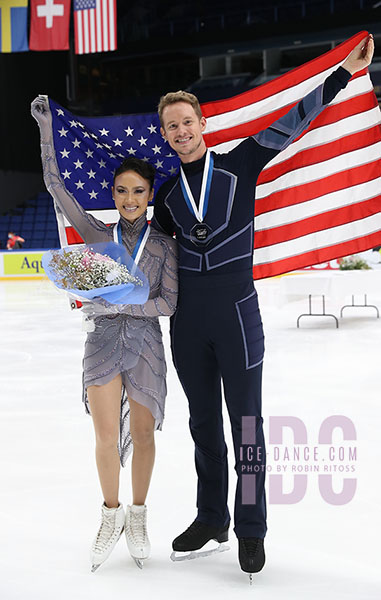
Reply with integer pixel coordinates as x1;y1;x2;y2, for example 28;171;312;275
170;519;230;562
238;537;265;584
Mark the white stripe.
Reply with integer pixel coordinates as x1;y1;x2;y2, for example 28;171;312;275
76;11;83;55
109;0;115;50
255;176;381;231
256;141;381;199
102;0;108;51
262;105;381;171
90;10;96;53
96;0;102;52
83;11;89;54
254;212;381;266
205;61;345;135
180;150;211;222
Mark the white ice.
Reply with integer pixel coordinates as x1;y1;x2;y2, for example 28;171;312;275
0;276;380;600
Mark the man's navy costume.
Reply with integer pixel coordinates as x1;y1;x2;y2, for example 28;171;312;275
152;67;351;540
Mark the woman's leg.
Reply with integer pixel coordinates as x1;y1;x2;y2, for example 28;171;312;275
87;374;122;509
129;398;155;505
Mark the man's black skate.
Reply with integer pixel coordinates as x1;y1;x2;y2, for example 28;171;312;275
173;519;229;551
170;519;230;561
238;537;265;583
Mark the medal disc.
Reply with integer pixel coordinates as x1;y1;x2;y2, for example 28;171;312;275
190;222;213;245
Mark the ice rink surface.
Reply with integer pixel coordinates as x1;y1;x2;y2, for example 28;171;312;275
0;276;380;600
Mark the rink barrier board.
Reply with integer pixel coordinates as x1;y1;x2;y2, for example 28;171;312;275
0;249;54;279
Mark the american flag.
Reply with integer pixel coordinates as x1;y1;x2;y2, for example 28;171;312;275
49;30;381;278
73;0;116;55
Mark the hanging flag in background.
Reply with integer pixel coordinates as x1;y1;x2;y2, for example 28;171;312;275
73;0;117;55
30;0;71;51
0;0;29;53
47;31;381;279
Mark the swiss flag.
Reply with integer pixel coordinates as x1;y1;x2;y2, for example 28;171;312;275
30;0;71;51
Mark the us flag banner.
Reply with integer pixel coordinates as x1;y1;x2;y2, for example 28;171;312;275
73;0;116;55
48;31;381;279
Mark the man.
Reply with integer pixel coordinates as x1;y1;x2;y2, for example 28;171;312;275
151;35;374;577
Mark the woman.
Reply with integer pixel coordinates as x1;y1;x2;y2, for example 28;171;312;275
31;96;178;572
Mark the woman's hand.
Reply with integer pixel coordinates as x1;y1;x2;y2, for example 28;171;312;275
31;95;53;136
342;34;374;76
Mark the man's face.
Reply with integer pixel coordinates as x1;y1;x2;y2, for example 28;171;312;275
160;101;207;163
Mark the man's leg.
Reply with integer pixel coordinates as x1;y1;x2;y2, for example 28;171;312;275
170;311;230;528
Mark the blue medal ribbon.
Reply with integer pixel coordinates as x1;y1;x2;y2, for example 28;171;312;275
117;221;149;260
180;151;214;222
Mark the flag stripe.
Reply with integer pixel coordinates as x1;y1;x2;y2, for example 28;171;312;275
74;0;117;54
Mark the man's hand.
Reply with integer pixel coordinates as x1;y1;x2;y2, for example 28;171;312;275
342;34;374;76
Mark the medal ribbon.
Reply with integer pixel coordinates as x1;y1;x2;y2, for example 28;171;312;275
113;220;150;273
180;150;214;223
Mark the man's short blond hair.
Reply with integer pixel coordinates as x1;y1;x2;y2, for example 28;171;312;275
158;90;202;128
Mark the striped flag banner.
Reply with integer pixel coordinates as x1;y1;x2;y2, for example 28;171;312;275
73;0;116;55
49;31;381;279
202;30;381;279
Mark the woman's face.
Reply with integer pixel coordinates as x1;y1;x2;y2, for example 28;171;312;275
112;170;153;222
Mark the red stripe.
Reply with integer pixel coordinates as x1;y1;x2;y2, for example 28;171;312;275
66;228;84;244
74;13;79;53
202;31;368;118
255;159;381;215
258;125;381;186
204;71;371;147
255;195;381;248
253;230;381;279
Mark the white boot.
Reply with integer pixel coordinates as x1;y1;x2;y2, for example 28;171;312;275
91;502;125;572
125;504;151;568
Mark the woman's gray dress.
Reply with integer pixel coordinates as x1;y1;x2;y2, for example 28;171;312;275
39;133;178;467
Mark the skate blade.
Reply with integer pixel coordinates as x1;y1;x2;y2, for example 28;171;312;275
170;543;230;562
249;573;253;585
133;558;144;569
91;564;101;573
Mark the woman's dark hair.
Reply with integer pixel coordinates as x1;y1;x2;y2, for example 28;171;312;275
113;157;155;190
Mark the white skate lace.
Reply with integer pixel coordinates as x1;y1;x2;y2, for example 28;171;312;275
127;510;147;547
93;510;121;554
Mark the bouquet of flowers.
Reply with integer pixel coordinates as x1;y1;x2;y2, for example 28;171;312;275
338;255;371;271
42;241;149;305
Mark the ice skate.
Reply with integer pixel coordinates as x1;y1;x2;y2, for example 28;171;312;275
238;537;265;584
125;504;151;569
90;502;125;572
170;519;230;562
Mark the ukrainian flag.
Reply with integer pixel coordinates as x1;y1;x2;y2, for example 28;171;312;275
0;0;29;53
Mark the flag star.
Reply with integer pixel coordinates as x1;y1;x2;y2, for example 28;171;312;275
142;156;150;162
109;153;116;159
85;149;94;158
127;147;137;155
152;144;161;154
62;169;71;179
95;142;103;149
155;159;163;169
98;159;106;168
87;169;96;179
166;153;175;157
69;120;78;128
100;179;110;189
125;126;134;136
56;108;64;116
77;122;84;128
75;180;85;190
103;143;111;150
168;165;178;175
60;148;70;158
58;127;68;137
99;128;109;136
113;138;122;146
138;136;147;146
82;131;90;138
147;124;157;134
72;139;81;148
88;190;98;199
117;153;124;158
90;133;98;140
159;173;167;178
74;159;83;169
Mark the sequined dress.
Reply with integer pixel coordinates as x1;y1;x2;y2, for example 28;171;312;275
39;136;178;466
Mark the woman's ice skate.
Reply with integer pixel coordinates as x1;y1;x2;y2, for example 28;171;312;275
170;519;230;562
91;503;125;572
125;504;151;569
